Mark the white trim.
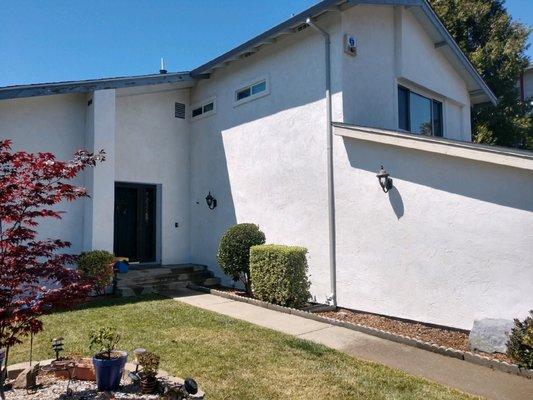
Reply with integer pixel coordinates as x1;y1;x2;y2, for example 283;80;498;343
190;96;216;121
334;123;533;171
233;77;270;107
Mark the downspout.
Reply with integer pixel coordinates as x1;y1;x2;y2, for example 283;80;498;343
306;17;337;307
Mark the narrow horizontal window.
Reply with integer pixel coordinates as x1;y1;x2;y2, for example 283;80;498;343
192;107;203;118
236;87;251;101
191;98;216;120
203;102;214;113
251;81;266;95
235;79;269;105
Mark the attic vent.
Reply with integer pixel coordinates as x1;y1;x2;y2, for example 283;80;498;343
241;52;255;59
295;23;309;32
175;102;186;119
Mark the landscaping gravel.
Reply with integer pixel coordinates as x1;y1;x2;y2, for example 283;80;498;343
319;308;514;363
5;373;160;400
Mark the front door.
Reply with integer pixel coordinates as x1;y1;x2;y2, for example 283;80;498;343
114;183;156;263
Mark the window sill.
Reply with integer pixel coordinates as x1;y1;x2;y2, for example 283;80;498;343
333;123;533;171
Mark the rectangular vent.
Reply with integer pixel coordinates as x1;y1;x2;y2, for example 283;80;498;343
175;102;186;119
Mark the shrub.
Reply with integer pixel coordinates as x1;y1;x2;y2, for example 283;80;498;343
89;326;121;359
217;223;265;293
138;351;160;377
78;250;115;295
507;311;533;369
249;244;310;308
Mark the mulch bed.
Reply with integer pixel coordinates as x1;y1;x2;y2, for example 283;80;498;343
319;308;513;364
211;285;514;364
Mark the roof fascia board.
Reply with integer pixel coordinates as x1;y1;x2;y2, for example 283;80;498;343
190;0;343;76
0;73;199;101
418;1;497;105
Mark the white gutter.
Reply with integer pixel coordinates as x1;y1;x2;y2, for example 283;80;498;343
306;17;337;307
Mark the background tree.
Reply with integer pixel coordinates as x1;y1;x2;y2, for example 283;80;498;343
429;0;532;148
0;139;104;397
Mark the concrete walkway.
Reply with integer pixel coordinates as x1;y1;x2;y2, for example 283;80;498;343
165;288;533;400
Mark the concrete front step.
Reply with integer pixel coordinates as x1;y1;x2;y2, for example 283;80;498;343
116;264;220;297
117;270;213;287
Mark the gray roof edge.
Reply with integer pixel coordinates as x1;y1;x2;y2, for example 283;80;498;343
0;72;201;101
419;1;497;105
190;0;341;76
191;0;496;105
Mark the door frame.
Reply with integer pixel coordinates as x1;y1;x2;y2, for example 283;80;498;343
114;181;162;266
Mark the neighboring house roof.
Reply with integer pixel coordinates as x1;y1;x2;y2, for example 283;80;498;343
191;0;497;105
0;0;496;105
0;72;197;101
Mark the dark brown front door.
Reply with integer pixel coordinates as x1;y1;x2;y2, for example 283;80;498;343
114;183;156;263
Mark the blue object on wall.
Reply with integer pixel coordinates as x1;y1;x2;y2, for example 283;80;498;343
115;261;129;273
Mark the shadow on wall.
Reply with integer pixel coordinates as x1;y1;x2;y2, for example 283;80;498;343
342;137;533;213
387;187;404;219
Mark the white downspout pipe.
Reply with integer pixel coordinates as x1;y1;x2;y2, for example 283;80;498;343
306;17;337;307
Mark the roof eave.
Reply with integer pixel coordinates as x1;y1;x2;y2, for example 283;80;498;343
0;72;199;101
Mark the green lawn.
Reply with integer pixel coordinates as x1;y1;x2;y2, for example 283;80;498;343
9;295;479;400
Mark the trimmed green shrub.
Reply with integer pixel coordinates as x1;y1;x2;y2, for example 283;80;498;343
249;244;310;307
507;311;533;369
78;250;115;295
217;223;266;293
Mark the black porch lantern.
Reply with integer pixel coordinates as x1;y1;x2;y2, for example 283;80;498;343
205;191;217;210
376;165;393;193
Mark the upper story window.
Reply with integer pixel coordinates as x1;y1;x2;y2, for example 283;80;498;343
398;86;443;137
234;78;269;105
191;98;215;120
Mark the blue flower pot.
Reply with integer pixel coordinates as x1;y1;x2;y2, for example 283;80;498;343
92;351;128;391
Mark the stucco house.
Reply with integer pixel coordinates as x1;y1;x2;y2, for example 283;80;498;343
1;0;532;331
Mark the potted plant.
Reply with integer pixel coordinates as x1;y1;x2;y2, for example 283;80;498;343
89;327;127;391
137;351;160;394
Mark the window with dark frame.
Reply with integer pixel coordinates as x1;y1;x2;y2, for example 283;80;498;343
397;86;443;137
191;100;215;119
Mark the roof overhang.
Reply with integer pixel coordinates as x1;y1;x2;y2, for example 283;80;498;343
334;123;533;170
191;0;496;106
0;72;202;101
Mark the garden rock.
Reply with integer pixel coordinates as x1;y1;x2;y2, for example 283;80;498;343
12;362;39;389
469;318;514;353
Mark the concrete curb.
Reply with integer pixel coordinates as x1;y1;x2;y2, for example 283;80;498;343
188;284;533;380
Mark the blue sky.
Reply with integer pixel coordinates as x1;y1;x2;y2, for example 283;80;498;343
0;0;531;86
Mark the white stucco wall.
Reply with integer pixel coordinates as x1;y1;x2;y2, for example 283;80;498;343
189;12;343;297
0;94;87;255
115;87;191;264
340;6;471;141
334;127;533;329
84;89;116;252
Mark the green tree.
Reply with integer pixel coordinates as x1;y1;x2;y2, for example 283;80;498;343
429;0;532;149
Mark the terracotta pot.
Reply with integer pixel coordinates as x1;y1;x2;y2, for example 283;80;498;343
53;358;95;381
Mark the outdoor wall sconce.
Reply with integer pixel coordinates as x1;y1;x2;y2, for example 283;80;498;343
52;337;64;360
205;191;217;210
376;165;393;193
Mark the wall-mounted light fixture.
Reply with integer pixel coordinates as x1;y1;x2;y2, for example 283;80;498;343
376;165;393;193
205;191;217;210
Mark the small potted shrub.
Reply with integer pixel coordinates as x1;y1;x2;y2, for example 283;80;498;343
78;250;115;296
137;351;160;394
89;327;128;391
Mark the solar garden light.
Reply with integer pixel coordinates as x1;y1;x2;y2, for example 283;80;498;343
376;165;393;193
51;337;64;360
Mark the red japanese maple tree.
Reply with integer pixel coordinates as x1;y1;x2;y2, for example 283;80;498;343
0;139;104;387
